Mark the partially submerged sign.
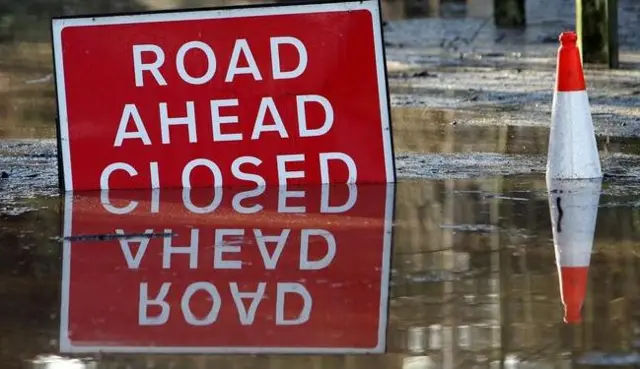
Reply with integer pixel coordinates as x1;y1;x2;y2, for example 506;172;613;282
59;183;393;353
52;0;394;191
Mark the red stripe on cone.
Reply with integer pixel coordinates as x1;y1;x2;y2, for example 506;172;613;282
555;32;586;92
559;266;589;324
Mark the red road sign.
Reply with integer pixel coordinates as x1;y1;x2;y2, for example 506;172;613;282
59;183;394;353
52;0;394;191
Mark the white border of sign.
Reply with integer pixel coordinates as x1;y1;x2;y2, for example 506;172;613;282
51;0;395;191
59;183;394;354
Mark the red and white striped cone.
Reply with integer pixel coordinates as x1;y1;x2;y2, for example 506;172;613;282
546;31;602;180
547;178;602;324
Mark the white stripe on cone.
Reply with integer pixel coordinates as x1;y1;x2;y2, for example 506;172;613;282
548;178;601;266
547;178;601;324
547;91;602;179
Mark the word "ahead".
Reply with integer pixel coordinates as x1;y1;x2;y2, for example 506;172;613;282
52;0;393;190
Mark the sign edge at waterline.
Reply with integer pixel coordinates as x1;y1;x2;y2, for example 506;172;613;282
50;0;396;192
58;183;395;354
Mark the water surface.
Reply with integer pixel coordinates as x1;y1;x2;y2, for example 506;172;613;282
3;176;640;368
2;1;640;368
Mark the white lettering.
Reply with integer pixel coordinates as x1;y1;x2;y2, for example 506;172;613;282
176;41;217;85
251;97;288;139
297;95;334;137
231;156;264;186
232;186;266;214
133;44;167;87
163;228;199;269
118;229;153;269
321;183;358;213
150;162;160;189
101;190;137;214
160;101;197;144
319;152;358;183
100;162;138;190
300;229;336;270
151;188;160;213
182;158;223;188
254;229;290;269
270;37;308;80
211;99;242;142
225;39;262;82
278;186;305;213
114;104;152;146
230;282;266;325
139;282;170;325
182;187;223;214
214;229;244;269
276;283;312;325
276;154;305;185
182;282;221;326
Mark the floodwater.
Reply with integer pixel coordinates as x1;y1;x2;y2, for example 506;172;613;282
5;176;640;369
3;0;640;368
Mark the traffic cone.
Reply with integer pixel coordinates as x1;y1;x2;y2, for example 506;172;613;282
547;177;601;324
546;31;602;180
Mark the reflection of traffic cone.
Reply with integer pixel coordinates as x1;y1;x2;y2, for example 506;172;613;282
547;178;601;324
546;31;602;180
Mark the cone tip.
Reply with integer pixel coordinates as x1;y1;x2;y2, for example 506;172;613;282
559;267;588;325
564;307;583;324
559;31;578;46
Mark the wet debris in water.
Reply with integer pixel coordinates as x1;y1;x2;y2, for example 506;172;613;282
394;69;438;79
32;355;97;369
482;52;505;57
64;231;176;242
483;194;529;201
577;352;640;366
411;70;437;78
1;206;36;217
384;41;404;48
440;224;500;232
1;171;8;179
603;173;636;179
539;35;558;43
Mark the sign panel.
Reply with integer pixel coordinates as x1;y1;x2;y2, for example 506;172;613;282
52;0;394;191
59;183;394;353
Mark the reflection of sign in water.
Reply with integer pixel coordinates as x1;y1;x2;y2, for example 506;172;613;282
60;184;393;353
51;0;393;191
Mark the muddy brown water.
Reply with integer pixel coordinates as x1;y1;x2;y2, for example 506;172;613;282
3;0;640;368
3;176;640;369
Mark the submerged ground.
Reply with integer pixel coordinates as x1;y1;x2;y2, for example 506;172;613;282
2;0;640;368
